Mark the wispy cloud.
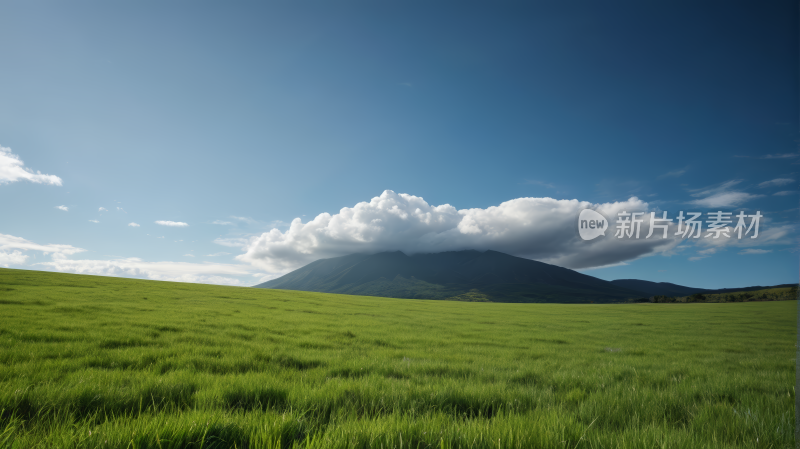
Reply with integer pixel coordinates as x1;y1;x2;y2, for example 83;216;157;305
0;145;63;186
117;207;126;213
184;254;195;257
36;258;254;286
213;237;250;249
212;220;234;225
204;252;231;257
690;192;762;208
128;222;140;227
689;248;717;261
758;178;794;188
55;205;69;212
89;220;99;223
689;180;762;208
762;153;799;159
156;221;188;227
659;168;687;178
231;216;257;224
774;191;797;196
0;233;85;260
99;207;108;212
739;248;772;255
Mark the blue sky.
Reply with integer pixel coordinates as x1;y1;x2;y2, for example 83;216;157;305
0;1;797;289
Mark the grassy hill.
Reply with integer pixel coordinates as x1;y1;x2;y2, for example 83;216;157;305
0;268;795;448
256;250;645;303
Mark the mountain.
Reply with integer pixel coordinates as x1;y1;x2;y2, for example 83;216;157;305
608;279;706;297
255;250;646;303
609;279;797;297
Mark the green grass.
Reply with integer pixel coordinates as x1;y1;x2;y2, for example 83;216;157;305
0;268;795;448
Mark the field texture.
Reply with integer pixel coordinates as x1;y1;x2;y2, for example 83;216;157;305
0;269;795;448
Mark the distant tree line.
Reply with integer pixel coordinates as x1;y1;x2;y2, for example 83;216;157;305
628;286;798;304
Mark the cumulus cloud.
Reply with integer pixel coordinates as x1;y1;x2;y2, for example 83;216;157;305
0;233;85;260
739;248;772;255
0;250;28;267
56;205;69;212
235;190;683;274
156;220;188;227
0;145;63;186
128;222;140;227
36;258;253;286
758;178;794;188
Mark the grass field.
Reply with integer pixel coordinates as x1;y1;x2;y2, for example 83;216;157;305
0;268;795;448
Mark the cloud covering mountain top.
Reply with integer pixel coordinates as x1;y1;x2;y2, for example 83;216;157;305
237;190;679;273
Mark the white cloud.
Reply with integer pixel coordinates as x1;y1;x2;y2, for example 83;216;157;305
0;250;28;267
204;252;231;257
739;248;772;255
36;258;253;286
156;220;188;227
235;190;681;274
89;220;99;223
690;192;762;208
0;145;63;186
774;191;797;196
231;216;257;224
128;222;140;227
758;178;794;188
214;237;250;248
0;233;85;260
688;180;762;208
689;248;720;261
212;220;234;225
184;254;195;257
694;222;796;253
56;205;69;212
117;207;126;213
99;207;108;212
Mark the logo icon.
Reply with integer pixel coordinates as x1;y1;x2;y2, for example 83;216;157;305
579;209;608;240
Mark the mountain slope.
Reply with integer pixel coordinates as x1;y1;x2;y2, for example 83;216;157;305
608;279;707;297
256;250;646;303
609;279;798;297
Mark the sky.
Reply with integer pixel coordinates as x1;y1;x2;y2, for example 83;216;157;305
0;1;797;289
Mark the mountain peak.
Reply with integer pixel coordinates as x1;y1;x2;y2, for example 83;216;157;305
257;249;644;303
